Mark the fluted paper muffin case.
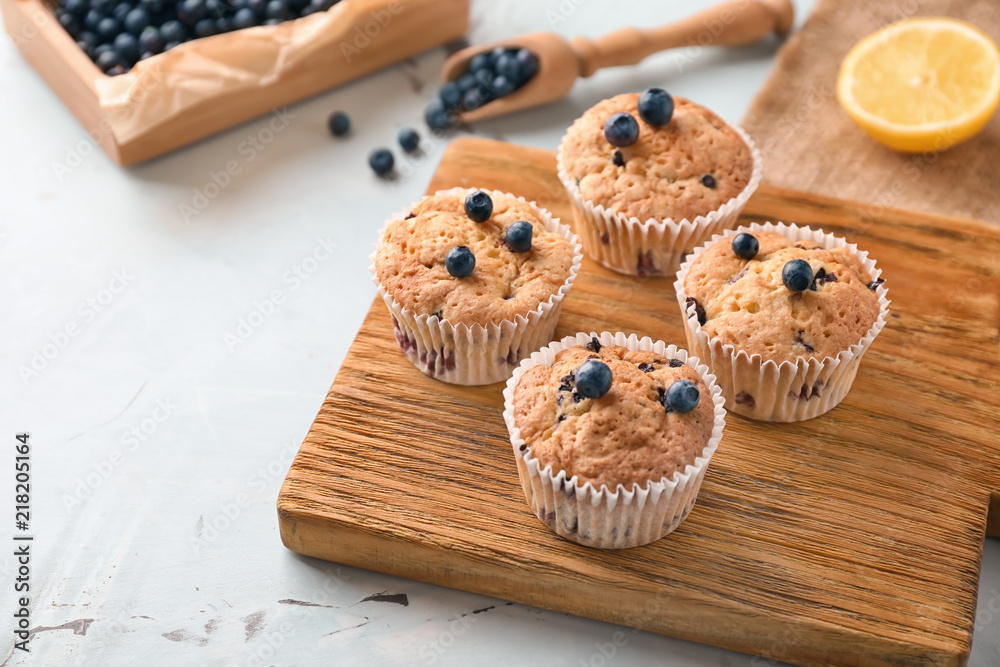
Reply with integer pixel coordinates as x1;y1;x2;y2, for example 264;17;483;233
674;222;891;422
557;125;763;277
502;331;726;549
370;188;583;386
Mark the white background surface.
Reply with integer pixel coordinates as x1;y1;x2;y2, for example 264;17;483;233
3;0;999;665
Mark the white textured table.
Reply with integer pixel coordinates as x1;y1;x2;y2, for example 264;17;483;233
3;0;999;665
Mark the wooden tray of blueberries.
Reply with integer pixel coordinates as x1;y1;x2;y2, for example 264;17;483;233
278;136;1000;667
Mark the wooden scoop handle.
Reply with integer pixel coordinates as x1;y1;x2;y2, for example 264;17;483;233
571;0;794;77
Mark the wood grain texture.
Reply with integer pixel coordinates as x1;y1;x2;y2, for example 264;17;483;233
0;0;468;165
278;137;1000;667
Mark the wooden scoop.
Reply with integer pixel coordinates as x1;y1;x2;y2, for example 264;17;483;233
441;0;795;123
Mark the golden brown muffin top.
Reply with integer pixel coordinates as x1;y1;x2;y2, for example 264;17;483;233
683;231;881;362
559;94;754;222
374;190;577;327
513;342;715;490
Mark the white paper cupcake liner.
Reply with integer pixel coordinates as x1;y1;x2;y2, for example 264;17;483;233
674;222;891;422
369;188;583;386
502;331;727;549
557;125;762;277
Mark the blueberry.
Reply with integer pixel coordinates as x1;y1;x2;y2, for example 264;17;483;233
515;48;539;82
637;88;674;126
77;39;96;58
194;18;218;37
249;0;267;14
456;73;477;94
505;221;532;252
462;87;490;111
58;12;82;38
94;43;113;58
232;7;257;29
424;101;453;133
164;40;181;51
492;75;515;98
112;3;132;22
215;17;232;32
438;82;462;110
84;8;103;30
468;52;490;74
495;52;520;82
64;0;89;17
488;45;506;68
473;68;493;90
368;148;394;176
96;16;121;42
265;0;289;20
96;48;119;72
93;0;116;13
178;0;207;23
114;32;139;64
445;246;475;278
123;6;149;35
782;259;814;292
327;111;349;136
78;30;99;50
603;112;639;147
139;0;162;12
575;360;612;399
160;20;186;43
664;379;700;413
107;64;126;76
464;190;492;222
731;233;759;260
205;0;227;15
397;127;420;153
701;174;716;189
138;26;164;53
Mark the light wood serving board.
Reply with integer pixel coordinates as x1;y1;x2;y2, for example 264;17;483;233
278;137;1000;667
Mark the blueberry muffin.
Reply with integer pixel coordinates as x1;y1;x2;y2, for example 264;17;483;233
512;340;714;490
675;223;889;422
371;188;582;385
503;332;726;549
557;90;761;276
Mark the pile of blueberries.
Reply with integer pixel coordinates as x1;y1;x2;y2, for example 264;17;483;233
424;46;540;132
56;0;341;75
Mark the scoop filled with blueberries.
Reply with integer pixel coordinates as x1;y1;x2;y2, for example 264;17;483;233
55;0;341;75
425;45;539;132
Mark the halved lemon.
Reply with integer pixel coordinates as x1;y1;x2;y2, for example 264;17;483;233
837;17;1000;153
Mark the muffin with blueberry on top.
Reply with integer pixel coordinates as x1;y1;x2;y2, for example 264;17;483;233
371;188;582;385
675;222;889;422
503;331;726;549
557;89;762;276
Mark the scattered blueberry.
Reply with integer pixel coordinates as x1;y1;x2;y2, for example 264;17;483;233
664;379;700;413
397;127;420;153
575;360;612;399
446;246;476;278
439;82;462;110
731;233;759;260
327;111;350;137
368;148;394;176
424;101;454;133
603;112;639;147
638;88;674;126
701;174;717;189
782;259;814;292
464;191;493;222
505;221;532;252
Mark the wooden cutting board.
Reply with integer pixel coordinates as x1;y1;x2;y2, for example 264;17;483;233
277;137;1000;667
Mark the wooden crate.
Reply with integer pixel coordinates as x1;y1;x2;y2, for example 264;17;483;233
1;0;469;165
